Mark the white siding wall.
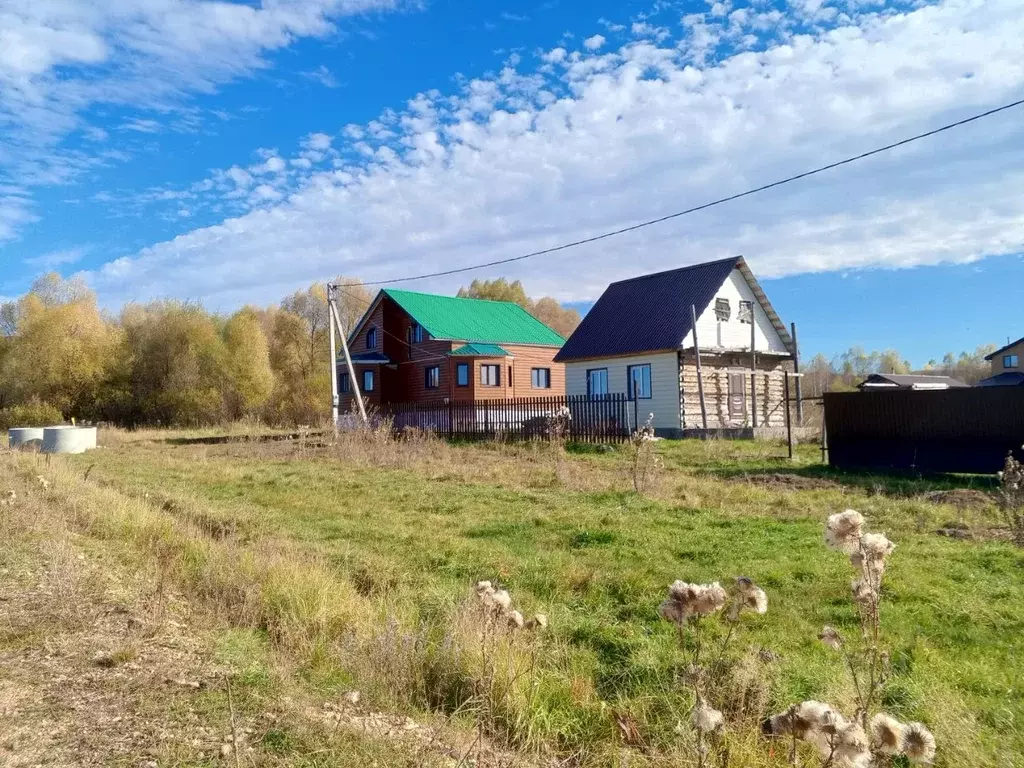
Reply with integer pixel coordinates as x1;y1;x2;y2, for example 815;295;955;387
565;352;681;432
682;269;789;354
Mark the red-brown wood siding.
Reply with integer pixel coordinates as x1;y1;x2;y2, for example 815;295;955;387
504;344;565;397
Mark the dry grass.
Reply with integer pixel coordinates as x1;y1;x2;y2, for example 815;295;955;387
3;431;1020;766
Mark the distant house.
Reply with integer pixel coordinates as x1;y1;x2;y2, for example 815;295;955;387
979;336;1024;387
339;289;565;409
857;374;969;391
554;256;796;438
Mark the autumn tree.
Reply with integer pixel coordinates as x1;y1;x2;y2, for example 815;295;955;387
530;296;581;338
457;278;531;308
457;277;581;337
116;301;228;426
223;307;274;419
0;273;119;416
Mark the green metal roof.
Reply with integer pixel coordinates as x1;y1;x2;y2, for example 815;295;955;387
449;343;512;357
382;289;565;346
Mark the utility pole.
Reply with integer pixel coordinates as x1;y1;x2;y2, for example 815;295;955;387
328;288;340;436
327;283;368;428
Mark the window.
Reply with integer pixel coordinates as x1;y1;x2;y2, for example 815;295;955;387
481;364;500;387
338;372;350;394
366;326;378;349
715;298;731;322
408;324;423;344
425;365;440;389
587;368;609;397
738;300;753;324
508;365;513;385
627;364;652;399
1005;354;1020;369
531;368;551;389
362;370;375;392
456;363;469;387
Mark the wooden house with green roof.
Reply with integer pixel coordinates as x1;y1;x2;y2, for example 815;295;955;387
339;288;566;409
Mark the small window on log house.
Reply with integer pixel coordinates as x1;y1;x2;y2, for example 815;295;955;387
715;298;731;321
738;300;753;324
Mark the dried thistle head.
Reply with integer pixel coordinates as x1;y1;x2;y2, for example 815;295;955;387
524;613;548;630
833;721;870;765
851;577;877;606
659;580;728;625
825;510;864;552
901;722;936;764
763;700;833;740
691;700;724;733
507;610;525;629
728;576;768;618
870;713;904;755
818;625;843;650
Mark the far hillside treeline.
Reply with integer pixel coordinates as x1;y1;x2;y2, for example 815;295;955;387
0;274;582;429
0;273;996;429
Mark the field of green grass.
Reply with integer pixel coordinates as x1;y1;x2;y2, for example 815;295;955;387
46;432;1023;766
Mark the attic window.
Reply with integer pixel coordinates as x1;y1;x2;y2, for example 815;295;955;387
738;300;753;324
715;298;731;322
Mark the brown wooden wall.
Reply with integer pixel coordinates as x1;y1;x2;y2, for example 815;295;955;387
504;344;565;397
679;352;792;429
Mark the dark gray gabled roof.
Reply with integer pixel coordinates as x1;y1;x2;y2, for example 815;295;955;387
554;256;792;362
977;372;1024;387
985;336;1024;360
857;374;969;390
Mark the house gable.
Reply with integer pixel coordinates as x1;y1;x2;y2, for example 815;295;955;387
682;267;791;355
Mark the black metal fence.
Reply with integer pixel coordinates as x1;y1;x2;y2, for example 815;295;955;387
824;388;1024;473
384;394;633;443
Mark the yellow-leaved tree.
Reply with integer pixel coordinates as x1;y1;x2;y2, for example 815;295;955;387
223;306;274;419
117;301;227;426
0;273;119;417
268;279;371;425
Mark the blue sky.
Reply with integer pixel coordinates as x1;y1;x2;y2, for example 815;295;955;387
1;0;1022;366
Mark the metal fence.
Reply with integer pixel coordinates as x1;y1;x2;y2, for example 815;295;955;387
385;394;633;443
824;388;1024;473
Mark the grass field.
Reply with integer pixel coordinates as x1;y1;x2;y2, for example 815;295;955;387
7;431;1022;766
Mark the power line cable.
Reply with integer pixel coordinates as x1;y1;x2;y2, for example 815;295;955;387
338;97;1024;288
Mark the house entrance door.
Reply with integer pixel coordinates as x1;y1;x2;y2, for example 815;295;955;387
728;373;746;424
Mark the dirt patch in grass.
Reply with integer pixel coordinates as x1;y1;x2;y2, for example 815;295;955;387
921;488;995;510
736;472;844;492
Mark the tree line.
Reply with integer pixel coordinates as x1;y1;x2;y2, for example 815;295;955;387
0;272;996;428
0;273;583;428
800;344;997;396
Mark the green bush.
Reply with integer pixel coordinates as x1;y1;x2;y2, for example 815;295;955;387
0;400;64;431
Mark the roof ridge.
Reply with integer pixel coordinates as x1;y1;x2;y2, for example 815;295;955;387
383;287;536;311
606;256;740;288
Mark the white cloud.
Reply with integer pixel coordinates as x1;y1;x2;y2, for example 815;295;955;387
118;118;162;134
0;0;401;242
305;132;334;152
583;34;606;51
84;0;1024;308
23;246;88;268
300;64;341;88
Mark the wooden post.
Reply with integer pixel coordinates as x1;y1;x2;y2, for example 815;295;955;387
821;404;828;465
784;371;794;460
691;304;708;431
750;315;758;429
791;321;803;426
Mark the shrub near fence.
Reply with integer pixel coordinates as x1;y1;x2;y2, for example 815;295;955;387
386;394;632;443
824;388;1024;473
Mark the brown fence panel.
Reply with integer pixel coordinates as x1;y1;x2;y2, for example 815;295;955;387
824;389;1024;473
